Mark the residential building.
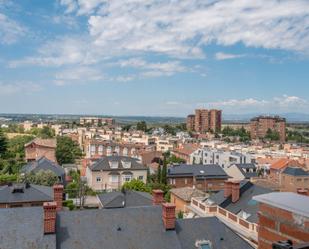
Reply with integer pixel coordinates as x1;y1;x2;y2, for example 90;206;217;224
0;184;63;209
97;190;152;209
85;139;149;158
21;157;65;185
80;117;115;126
167;164;229;192
269;158;303;182
86;156;148;191
254;192;309;249
25;138;57;163
250;116;286;142
190;148;255;169
172;144;200;163
187;109;222;133
188;180;273;244
225;163;258;181
280;166;309;192
0;189;254;249
186;114;195;131
170;187;207;213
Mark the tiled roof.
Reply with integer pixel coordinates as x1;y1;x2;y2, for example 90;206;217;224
282;166;309;176
209;181;273;223
21;156;65;178
170;187;207;202
25;138;56;148
173;144;199;156
168;164;229;179
89;156;147;171
97;190;152;208
0;183;53;204
270;158;290;170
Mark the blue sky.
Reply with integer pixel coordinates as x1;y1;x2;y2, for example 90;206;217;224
0;0;309;116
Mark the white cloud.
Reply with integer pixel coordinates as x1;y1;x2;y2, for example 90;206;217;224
273;94;307;106
215;52;246;60
0;81;41;95
76;0;309;57
208;98;269;107
54;66;104;85
0;13;26;44
117;58;187;77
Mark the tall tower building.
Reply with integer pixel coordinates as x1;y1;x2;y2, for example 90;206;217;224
186;109;222;133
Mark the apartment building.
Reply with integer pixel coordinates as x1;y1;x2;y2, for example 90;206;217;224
186;109;222;133
250;115;286;142
167;164;229;192
85;156;148;191
190;148;255;169
85;139;150;158
80;117;115;126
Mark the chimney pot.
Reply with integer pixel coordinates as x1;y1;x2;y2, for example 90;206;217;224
152;189;164;206
231;181;240;203
53;184;64;211
43;202;57;234
224;181;232;198
162;202;176;230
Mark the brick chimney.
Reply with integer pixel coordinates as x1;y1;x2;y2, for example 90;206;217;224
152;189;164;205
224;181;232;198
162;203;176;230
231;181;240;203
43;202;57;234
53;184;64;211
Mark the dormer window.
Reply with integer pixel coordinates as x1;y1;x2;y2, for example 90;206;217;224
109;161;119;169
195;240;212;249
122;161;131;169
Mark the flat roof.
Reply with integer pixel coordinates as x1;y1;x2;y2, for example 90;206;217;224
253;192;309;218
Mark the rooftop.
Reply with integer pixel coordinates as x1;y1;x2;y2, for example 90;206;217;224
168;164;229;179
170;187;207;202
282;166;309;176
97;190;153;208
253;192;309;218
25;138;56;148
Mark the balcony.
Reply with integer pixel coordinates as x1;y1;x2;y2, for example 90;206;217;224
188;197;258;247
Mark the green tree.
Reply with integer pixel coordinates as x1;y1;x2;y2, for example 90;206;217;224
265;129;280;141
177;210;184;219
122;179;150;192
161;157;167;185
21;170;59;186
136;121;147;132
157;164;162;183
0;128;7;157
56;136;83;165
5;135;34;159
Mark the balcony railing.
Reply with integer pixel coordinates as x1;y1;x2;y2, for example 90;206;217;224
190;197;258;243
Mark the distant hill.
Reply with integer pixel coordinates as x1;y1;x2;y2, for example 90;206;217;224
1;112;309;124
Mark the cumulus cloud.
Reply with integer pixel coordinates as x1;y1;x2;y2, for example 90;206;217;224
54;66;105;85
0;13;26;44
117;58;187;77
0;81;41;95
215;52;246;60
58;0;309;58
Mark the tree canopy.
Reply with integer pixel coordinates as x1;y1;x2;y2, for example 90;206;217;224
0;128;8;157
20;170;59;186
122;179;150;192
56;136;83;165
265;129;280;141
136;121;147;132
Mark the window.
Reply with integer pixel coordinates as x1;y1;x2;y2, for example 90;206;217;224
98;145;103;155
109;175;119;183
185;178;188;184
138;176;143;180
96;176;102;182
122;175;132;182
109;161;119;169
195;240;212;249
122;161;132;169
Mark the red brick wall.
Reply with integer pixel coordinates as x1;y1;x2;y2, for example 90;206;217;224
258;203;309;249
